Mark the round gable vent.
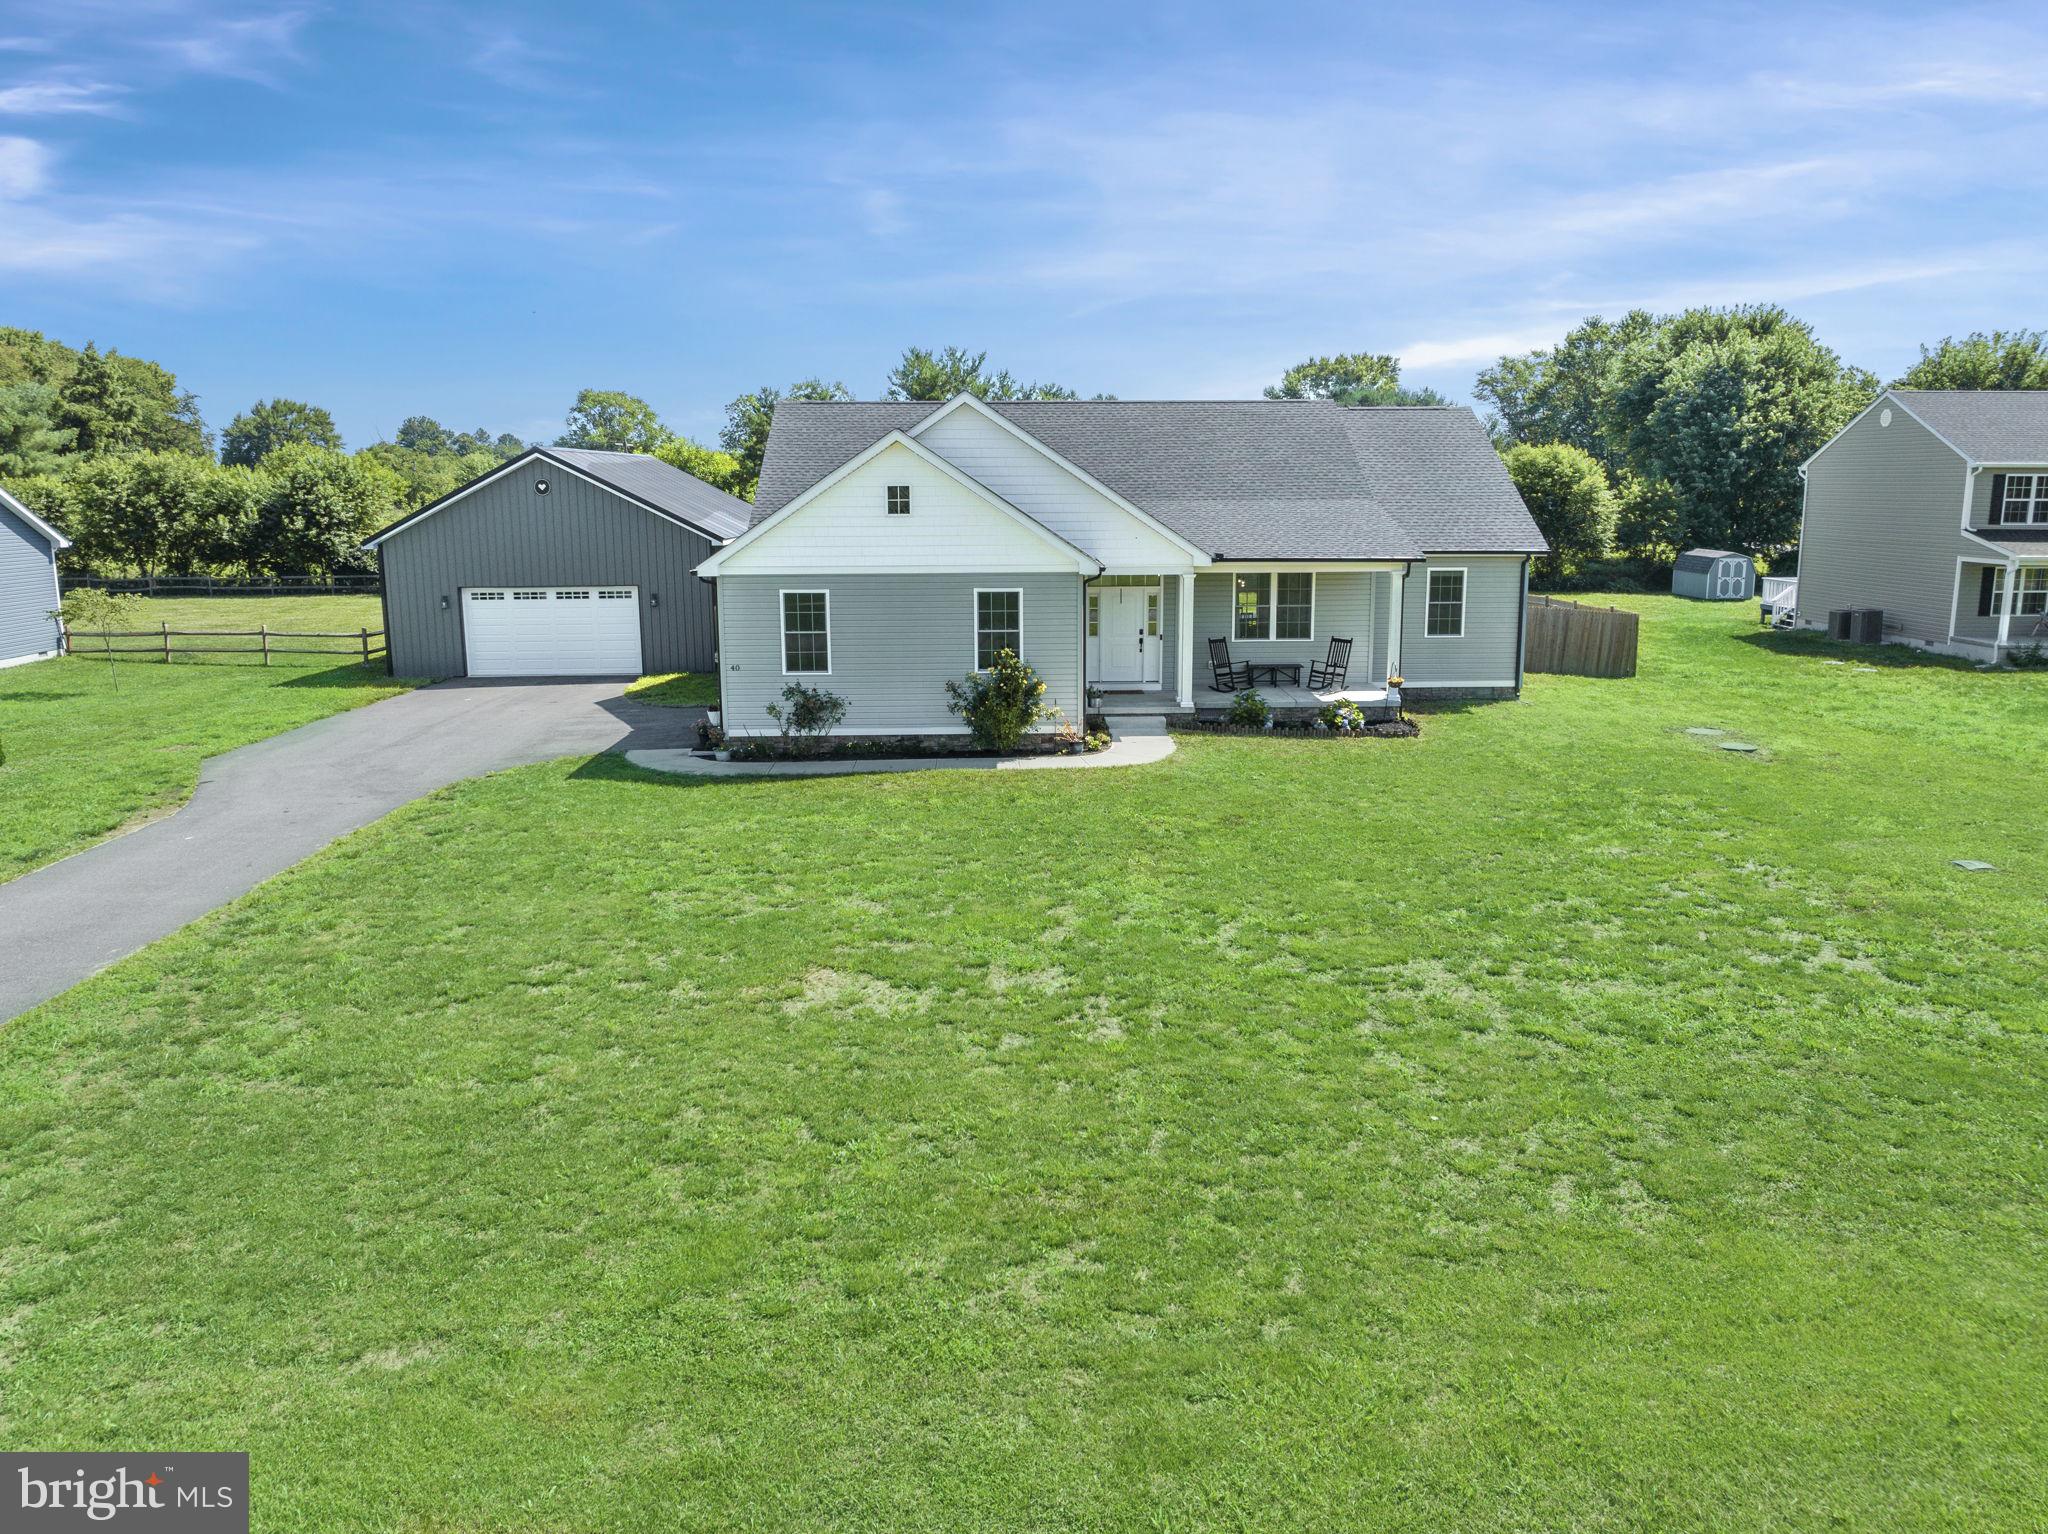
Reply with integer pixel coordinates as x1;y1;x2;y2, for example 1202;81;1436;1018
534;478;551;495
1879;408;1892;427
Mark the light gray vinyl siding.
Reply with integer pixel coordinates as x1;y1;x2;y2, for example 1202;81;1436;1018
1796;405;1970;644
1398;556;1526;687
379;462;719;679
718;572;1084;735
1190;570;1382;688
0;504;62;662
1954;564;2003;640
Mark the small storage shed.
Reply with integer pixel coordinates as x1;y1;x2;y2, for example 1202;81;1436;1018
1673;548;1755;601
365;447;751;679
0;484;70;667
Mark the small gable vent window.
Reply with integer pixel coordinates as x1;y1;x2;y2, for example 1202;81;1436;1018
887;484;911;515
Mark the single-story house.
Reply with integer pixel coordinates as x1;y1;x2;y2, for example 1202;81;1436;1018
363;446;753;678
694;394;1548;737
1796;389;2048;661
0;484;70;668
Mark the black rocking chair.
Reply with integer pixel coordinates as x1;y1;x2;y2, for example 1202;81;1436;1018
1308;637;1353;689
1208;637;1253;692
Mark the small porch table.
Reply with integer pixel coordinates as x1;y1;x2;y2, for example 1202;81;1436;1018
1247;662;1301;686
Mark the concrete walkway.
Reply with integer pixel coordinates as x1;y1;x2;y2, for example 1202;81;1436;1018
624;716;1177;779
0;680;700;1022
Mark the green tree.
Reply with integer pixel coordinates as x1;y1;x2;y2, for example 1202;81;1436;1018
885;345;1080;402
60;453;267;575
720;378;853;500
1264;351;1401;401
1475;312;1658;467
1894;330;2048;390
221;398;343;467
1500;442;1615;579
54;343;144;458
355;442;501;512
557;389;670;453
653;435;744;495
51;588;143;687
249;445;391;575
0;382;75;477
2;330;209;459
1605;306;1875;552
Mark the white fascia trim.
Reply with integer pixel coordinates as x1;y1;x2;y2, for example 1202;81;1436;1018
1874;391;1977;466
695;431;1101;577
1404;679;1519;690
0;484;72;549
363;449;736;550
907;393;1213;566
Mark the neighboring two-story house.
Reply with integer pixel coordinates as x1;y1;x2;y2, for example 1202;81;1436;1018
694;394;1547;737
1796;389;2048;660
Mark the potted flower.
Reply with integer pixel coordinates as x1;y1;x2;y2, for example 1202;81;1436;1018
1386;672;1405;724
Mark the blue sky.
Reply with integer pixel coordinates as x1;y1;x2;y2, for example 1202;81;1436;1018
2;1;2045;451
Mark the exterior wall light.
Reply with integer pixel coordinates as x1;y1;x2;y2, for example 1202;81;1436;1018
440;595;449;611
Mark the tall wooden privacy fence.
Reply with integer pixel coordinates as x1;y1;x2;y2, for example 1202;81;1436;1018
1526;596;1638;678
63;626;386;666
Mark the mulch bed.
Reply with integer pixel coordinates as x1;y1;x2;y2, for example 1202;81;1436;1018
1182;719;1421;739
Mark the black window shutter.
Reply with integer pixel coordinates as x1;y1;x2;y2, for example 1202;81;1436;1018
1989;473;2007;525
1979;567;1996;617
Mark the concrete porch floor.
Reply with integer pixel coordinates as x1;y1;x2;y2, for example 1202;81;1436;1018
1096;685;1391;716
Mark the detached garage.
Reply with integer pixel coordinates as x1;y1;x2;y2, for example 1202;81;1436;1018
367;447;749;679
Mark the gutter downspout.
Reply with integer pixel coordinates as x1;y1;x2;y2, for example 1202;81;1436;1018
1514;557;1529;691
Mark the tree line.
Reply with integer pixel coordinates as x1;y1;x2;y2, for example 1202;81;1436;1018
1482;316;2048;580
4;319;2040;580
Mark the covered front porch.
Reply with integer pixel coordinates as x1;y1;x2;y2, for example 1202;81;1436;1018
1953;554;2048;658
1087;564;1407;708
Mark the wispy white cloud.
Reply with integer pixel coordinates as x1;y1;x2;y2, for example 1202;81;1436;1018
1398;254;2007;372
154;7;314;85
0;135;52;197
0;79;125;115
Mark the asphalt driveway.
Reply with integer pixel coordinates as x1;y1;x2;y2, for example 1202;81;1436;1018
0;679;701;1022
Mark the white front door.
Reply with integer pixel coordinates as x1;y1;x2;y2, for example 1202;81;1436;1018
462;586;644;677
1092;584;1161;687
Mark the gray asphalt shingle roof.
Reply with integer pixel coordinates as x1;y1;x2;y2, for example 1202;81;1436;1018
546;447;752;539
1891;390;2048;465
751;398;1546;559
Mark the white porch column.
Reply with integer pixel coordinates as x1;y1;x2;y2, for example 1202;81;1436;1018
1176;571;1196;707
1997;561;2017;652
1387;565;1406;681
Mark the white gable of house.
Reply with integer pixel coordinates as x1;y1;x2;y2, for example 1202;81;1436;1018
710;441;1089;575
914;403;1200;568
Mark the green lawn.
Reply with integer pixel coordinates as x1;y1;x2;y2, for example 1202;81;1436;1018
2;598;2043;1530
0;600;412;879
624;670;720;707
77;593;389;637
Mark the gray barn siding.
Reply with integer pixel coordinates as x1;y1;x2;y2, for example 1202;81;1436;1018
1189;570;1381;683
1398;556;1525;688
1796;406;1968;644
0;505;62;662
379;463;719;678
718;572;1083;735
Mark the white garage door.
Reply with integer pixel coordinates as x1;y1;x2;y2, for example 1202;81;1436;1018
462;586;643;677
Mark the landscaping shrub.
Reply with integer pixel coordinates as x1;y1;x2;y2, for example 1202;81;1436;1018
2007;643;2048;670
764;681;848;752
945;649;1058;750
1226;689;1271;729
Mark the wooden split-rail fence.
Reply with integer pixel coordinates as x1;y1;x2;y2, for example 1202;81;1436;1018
1525;595;1639;679
63;625;387;666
